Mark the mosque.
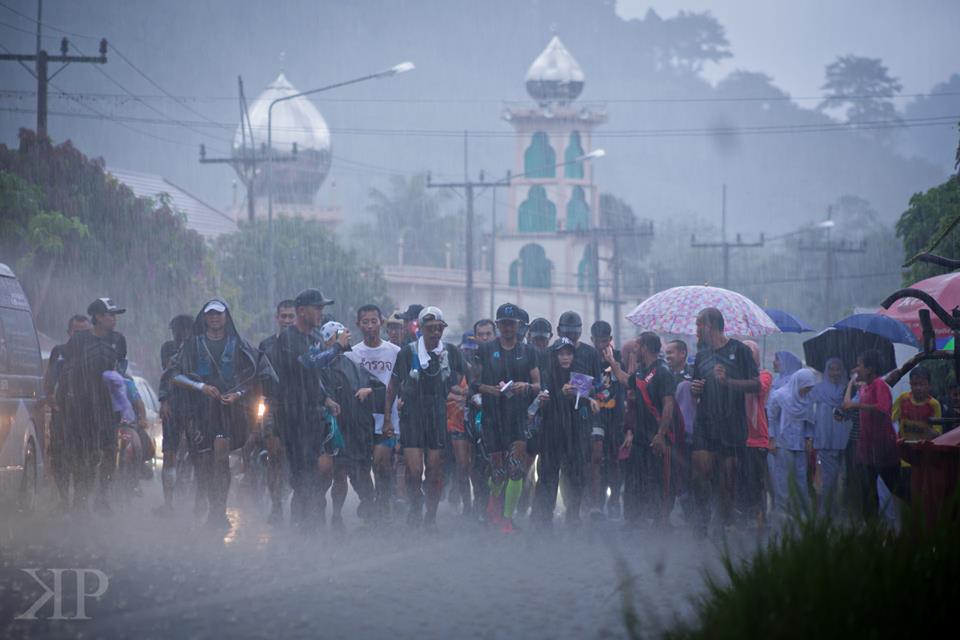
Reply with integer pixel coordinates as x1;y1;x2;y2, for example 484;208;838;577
385;36;620;335
230;37;622;337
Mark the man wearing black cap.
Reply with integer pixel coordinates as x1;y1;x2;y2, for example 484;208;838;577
59;298;128;514
590;320;629;519
526;318;553;353
557;311;604;384
472;302;541;532
274;288;341;530
162;298;276;529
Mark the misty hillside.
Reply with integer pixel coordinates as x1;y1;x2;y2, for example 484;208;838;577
0;0;955;234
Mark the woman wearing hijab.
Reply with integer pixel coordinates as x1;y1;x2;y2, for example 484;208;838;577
772;351;803;391
742;341;774;529
767;367;817;517
811;357;851;519
531;338;600;527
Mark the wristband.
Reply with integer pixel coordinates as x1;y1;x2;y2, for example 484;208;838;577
174;375;205;392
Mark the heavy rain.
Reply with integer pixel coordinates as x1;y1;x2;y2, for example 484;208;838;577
1;1;960;638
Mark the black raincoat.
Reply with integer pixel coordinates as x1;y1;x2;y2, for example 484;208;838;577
160;298;276;451
318;348;385;463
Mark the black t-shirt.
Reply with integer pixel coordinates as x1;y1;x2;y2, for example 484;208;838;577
572;342;604;383
275;325;327;428
597;349;626;429
629;361;676;443
61;329;127;423
476;339;539;426
692;338;758;445
392;342;464;409
160;340;179;370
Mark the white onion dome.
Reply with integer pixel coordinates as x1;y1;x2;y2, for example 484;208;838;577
235;73;332;203
525;36;585;106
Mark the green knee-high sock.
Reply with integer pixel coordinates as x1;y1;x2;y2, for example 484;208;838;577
503;478;523;520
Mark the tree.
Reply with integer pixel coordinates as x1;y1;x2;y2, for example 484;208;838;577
644;9;732;74
819;55;903;131
896;178;960;284
0;130;212;378
214;217;392;336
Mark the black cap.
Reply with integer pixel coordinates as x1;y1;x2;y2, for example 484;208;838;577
591;320;612;339
558;311;582;331
295;288;335;308
87;297;126;317
551;337;576;352
528;317;552;337
496;303;524;322
402;304;424;320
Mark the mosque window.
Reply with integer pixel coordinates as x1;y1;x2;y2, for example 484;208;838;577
577;244;596;292
523;132;556;178
566;186;590;231
518;185;557;232
564;131;585;178
509;243;552;289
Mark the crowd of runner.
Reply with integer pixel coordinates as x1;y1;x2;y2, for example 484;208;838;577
44;290;944;537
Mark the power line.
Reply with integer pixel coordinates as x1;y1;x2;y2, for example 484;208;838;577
2;86;959;106
2;105;954;139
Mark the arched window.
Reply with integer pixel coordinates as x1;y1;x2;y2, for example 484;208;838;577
509;243;552;289
577;244;596;292
518;185;557;232
524;131;556;178
566;186;590;231
564;131;585;178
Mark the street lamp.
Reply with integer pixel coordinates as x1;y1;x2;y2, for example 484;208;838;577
265;61;415;306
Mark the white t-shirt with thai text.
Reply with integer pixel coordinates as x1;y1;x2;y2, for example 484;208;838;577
346;340;401;435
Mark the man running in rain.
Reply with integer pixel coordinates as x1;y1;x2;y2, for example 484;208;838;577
274;289;341;531
689;307;759;538
384;306;464;528
60;298;127;515
346;304;401;521
623;331;676;526
472;303;541;532
303;320;381;530
253;299;296;524
45;314;90;512
154;314;195;517
385;310;406;347
591;320;628;520
162;298;275;529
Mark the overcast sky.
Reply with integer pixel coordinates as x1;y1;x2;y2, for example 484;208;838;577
617;0;960;96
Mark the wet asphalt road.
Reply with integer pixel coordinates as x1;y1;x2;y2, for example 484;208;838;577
0;475;730;639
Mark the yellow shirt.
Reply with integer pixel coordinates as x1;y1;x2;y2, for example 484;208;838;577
892;392;941;467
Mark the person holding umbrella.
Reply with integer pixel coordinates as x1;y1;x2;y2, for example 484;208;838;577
689;308;760;538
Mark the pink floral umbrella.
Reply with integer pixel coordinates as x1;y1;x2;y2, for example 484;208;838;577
626;285;779;337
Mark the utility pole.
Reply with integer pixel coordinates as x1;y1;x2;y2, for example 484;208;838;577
428;133;504;326
798;205;866;324
690;184;764;289
199;76;294;222
560;221;654;343
0;36;108;141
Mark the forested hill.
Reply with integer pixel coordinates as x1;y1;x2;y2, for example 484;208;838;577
0;0;953;231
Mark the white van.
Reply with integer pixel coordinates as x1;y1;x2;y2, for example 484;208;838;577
0;262;45;508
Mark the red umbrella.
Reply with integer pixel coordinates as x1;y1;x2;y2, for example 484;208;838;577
878;272;960;343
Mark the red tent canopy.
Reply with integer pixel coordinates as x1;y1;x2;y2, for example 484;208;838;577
878;272;960;341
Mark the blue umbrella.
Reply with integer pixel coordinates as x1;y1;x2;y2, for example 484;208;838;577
763;308;814;333
833;313;920;348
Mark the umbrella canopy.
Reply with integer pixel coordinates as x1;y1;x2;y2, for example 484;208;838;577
803;327;896;374
626;285;779;337
834;313;920;348
763;308;814;333
878;272;960;343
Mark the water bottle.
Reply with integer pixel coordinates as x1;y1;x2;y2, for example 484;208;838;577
527;391;546;418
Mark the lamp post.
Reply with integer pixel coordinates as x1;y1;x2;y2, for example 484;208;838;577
265;61;415;306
